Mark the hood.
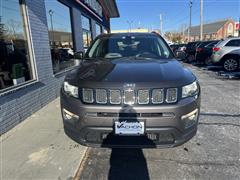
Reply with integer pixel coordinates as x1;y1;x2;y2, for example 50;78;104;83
65;58;196;87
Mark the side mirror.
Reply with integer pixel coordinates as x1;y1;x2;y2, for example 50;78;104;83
74;51;84;60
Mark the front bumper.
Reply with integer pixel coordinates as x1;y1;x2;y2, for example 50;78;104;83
60;91;201;148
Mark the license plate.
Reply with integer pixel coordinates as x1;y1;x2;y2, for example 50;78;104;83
115;121;144;135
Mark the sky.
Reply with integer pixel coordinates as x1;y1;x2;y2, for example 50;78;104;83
110;0;240;32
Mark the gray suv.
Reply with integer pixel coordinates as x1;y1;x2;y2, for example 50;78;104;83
211;37;240;71
60;33;201;148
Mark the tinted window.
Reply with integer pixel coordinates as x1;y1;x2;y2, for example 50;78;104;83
205;41;219;47
45;0;75;74
87;35;174;59
225;39;240;47
96;24;102;36
82;15;92;49
198;41;213;48
186;42;195;48
0;0;35;91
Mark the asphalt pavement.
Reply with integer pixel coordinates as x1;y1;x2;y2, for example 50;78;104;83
75;63;240;180
1;63;239;180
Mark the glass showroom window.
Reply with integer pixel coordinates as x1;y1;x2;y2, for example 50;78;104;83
45;0;75;74
82;15;92;50
0;1;35;91
96;24;102;36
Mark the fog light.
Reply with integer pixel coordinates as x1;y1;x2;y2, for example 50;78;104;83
181;109;199;128
63;109;79;120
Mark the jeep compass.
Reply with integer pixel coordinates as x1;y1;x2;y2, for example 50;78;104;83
60;33;201;148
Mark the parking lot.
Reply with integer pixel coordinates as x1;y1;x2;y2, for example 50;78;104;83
74;63;240;180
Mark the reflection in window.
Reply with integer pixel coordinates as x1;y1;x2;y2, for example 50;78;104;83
82;15;92;50
96;24;102;36
103;28;108;34
45;0;75;74
0;0;34;91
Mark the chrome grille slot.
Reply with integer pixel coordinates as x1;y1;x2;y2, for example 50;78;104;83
138;90;149;104
96;89;107;104
110;90;121;104
152;89;164;104
124;89;135;105
166;88;178;103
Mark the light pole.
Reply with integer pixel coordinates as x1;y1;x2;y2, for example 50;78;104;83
238;17;240;37
160;14;163;35
200;0;203;40
127;20;133;32
0;0;4;42
49;9;54;47
188;0;193;42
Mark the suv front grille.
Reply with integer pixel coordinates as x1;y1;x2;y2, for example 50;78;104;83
110;90;121;104
124;89;135;105
81;88;179;105
138;90;150;104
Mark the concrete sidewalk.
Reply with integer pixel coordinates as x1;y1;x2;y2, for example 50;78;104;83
1;98;87;180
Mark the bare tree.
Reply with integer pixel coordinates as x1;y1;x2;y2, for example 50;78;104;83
0;21;5;41
5;19;22;40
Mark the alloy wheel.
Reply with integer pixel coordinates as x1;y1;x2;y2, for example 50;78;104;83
223;59;238;71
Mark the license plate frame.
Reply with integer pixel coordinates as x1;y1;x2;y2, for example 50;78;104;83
114;120;145;135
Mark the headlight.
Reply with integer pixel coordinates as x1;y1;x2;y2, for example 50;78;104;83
63;82;78;98
182;81;199;98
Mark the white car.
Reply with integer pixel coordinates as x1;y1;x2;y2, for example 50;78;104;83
211;38;240;71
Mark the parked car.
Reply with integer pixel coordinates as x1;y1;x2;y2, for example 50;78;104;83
170;44;181;54
185;41;201;62
61;33;201;148
195;40;220;65
175;44;187;60
170;44;187;55
211;38;240;71
178;44;187;52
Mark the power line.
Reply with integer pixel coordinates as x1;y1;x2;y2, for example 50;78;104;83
164;0;220;33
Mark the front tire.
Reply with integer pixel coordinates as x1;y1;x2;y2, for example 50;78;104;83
223;58;239;71
204;56;211;66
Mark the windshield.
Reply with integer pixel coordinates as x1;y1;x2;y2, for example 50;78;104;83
86;34;174;60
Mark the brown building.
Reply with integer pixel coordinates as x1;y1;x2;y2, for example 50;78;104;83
185;19;235;41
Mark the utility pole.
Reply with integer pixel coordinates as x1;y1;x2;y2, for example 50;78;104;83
138;21;141;29
127;20;133;32
160;14;163;35
238;17;240;37
188;0;193;42
49;10;54;47
200;0;203;40
182;24;187;42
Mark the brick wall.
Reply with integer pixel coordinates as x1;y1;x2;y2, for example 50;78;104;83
216;20;235;39
0;0;100;135
0;0;65;134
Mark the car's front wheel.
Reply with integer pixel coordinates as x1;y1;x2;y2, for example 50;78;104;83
223;58;239;71
204;56;211;66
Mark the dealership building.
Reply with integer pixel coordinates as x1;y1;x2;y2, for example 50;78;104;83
0;0;119;134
